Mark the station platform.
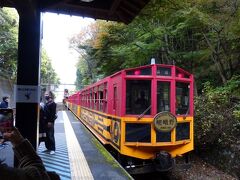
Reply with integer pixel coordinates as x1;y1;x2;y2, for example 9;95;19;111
2;110;132;180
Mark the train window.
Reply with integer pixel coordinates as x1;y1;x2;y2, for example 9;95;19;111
126;123;151;142
103;90;107;113
176;82;190;115
141;68;152;75
176;122;190;140
87;93;89;107
84;93;86;107
157;67;171;76
81;93;85;106
126;67;152;76
176;69;190;78
113;86;117;110
94;92;97;110
99;90;104;112
156;131;171;142
157;81;170;112
90;92;93;108
126;80;151;115
81;95;85;106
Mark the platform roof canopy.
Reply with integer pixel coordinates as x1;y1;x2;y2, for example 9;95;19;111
0;0;151;24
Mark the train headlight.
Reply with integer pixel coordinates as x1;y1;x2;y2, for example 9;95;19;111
153;112;177;132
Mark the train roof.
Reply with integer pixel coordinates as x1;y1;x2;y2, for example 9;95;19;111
122;64;192;76
75;64;192;94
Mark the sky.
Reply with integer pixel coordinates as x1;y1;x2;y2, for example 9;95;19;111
42;12;94;85
42;12;94;102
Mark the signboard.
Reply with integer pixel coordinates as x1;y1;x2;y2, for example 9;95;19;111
111;121;120;146
153;112;177;132
14;85;40;103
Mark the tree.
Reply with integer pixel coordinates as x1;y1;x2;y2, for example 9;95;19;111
71;0;240;91
40;49;60;85
0;8;18;80
0;8;59;86
70;22;106;88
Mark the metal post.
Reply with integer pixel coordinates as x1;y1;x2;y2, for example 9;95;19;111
15;2;41;151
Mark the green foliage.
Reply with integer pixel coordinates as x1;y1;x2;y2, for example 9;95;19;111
75;56;92;89
71;0;239;89
0;8;18;79
0;8;59;85
40;49;60;85
195;76;240;149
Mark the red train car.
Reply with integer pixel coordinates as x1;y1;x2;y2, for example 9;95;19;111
67;64;194;174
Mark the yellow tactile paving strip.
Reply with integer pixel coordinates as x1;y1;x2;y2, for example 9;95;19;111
63;111;94;180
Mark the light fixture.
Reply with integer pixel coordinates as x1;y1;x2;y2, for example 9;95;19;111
151;58;156;65
81;0;94;2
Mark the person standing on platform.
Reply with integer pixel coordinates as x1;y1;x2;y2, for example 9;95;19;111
0;96;9;148
43;91;57;155
39;99;47;145
0;97;9;108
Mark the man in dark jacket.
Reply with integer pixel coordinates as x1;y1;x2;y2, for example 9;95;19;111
43;91;57;155
0;97;9;108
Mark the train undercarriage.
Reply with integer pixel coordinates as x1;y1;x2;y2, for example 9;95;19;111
107;145;190;174
122;151;174;174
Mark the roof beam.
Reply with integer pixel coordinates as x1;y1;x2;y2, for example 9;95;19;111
109;0;122;15
0;0;151;24
58;3;110;14
0;0;13;8
45;3;119;21
116;10;130;24
40;0;72;9
119;6;135;18
122;0;141;13
0;0;39;12
131;0;147;7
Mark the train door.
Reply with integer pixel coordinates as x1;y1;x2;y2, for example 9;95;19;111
157;81;171;113
125;80;151;115
176;82;190;115
111;84;121;147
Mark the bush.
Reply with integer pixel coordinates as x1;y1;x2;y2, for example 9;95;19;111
194;76;240;150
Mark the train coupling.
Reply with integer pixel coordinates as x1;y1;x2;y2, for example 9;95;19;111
154;151;174;172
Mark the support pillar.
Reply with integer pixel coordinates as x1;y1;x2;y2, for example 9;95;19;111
15;2;41;150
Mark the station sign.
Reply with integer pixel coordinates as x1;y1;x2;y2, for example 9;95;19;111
14;85;40;103
154;112;177;132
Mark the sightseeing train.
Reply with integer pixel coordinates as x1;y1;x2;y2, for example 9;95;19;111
66;64;194;174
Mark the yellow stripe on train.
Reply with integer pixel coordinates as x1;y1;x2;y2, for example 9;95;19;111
68;103;193;160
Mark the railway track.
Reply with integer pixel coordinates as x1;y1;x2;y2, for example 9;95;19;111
131;155;237;180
